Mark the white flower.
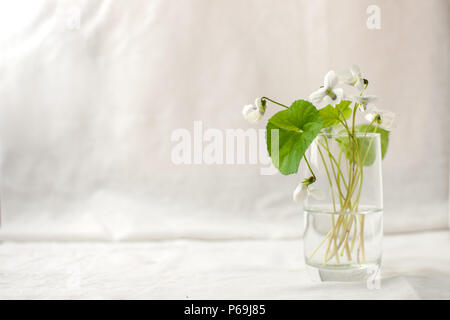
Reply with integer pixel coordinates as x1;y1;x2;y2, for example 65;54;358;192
365;107;396;130
353;95;378;112
309;71;344;106
293;183;308;203
339;65;365;91
293;183;324;204
242;98;266;123
242;104;262;123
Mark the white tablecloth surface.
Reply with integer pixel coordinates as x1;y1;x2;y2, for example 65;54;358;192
1;231;449;299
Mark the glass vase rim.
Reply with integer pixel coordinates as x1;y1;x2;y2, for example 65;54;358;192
316;132;381;138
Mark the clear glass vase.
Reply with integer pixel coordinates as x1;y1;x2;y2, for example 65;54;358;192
304;132;383;282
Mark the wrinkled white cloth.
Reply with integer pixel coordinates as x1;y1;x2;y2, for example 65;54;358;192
1;231;449;299
0;0;448;300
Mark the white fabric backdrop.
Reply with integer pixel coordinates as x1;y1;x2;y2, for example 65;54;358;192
0;0;448;240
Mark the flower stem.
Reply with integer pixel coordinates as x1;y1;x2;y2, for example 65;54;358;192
316;145;336;211
261;97;288;109
365;118;378;133
303;155;316;180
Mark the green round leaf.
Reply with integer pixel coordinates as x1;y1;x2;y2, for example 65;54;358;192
266;100;322;175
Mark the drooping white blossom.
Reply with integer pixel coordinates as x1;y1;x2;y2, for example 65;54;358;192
293;183;325;204
242;98;266;123
353;95;378;112
365;107;396;130
339;65;365;91
309;71;344;106
293;183;308;204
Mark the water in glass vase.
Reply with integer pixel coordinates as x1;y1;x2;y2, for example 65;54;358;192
304;206;382;282
303;133;384;282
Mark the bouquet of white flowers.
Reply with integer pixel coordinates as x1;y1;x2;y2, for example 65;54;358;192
243;66;395;276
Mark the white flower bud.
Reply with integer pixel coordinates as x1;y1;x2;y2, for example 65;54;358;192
242;98;266;123
293;183;324;204
293;184;308;204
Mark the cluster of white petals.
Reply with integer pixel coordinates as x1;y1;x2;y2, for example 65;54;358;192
310;65;396;130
